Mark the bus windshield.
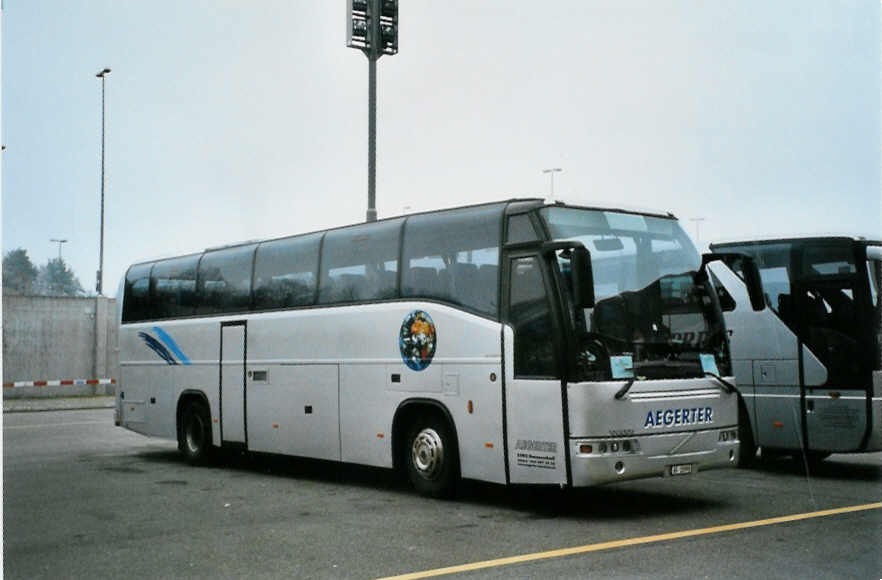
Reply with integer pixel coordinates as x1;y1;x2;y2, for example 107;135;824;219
540;207;730;381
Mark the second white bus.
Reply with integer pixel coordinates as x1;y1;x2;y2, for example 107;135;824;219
709;236;882;463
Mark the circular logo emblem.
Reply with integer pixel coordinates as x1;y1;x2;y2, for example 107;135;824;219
399;310;437;371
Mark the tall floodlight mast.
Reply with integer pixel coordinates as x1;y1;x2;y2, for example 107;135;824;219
347;0;398;222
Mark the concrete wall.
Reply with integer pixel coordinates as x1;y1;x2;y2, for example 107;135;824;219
2;295;119;398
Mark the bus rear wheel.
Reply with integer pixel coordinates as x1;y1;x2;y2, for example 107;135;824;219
179;400;213;465
405;415;459;498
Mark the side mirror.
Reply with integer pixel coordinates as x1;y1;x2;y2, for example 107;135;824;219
703;252;766;312
541;241;596;309
572;246;595;309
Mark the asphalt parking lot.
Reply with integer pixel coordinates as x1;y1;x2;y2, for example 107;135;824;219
3;407;880;579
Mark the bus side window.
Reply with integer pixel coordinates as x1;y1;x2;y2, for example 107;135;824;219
196;244;257;315
123;262;154;322
150;255;199;320
506;214;539;244
402;205;502;317
509;257;558;378
724;243;792;319
252;233;322;310
318;219;402;305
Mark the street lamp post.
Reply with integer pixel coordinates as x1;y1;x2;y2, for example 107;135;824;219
95;67;110;295
542;168;562;201
689;217;706;243
49;238;68;261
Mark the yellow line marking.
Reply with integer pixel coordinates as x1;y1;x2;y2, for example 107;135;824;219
378;502;882;580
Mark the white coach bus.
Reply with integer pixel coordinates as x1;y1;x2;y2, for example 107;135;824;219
117;199;758;496
708;236;882;463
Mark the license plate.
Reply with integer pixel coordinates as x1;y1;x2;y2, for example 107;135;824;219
670;464;693;476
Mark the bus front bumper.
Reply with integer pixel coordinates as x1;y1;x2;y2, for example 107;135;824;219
569;427;739;487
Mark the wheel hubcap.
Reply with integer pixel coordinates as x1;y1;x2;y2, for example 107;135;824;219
411;428;444;480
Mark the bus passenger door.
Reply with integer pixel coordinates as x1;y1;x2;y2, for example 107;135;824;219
503;254;568;485
220;321;247;445
795;276;867;452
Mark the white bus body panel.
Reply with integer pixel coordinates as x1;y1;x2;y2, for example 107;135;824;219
119;302;507;484
566;378;739;485
501;327;738;487
120;300;738;487
247;364;340;460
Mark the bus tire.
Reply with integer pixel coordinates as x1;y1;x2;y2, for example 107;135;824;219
405;414;459;498
760;447;785;461
179;399;213;465
802;450;831;467
736;397;757;467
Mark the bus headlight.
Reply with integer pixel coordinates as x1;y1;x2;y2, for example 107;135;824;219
577;439;640;455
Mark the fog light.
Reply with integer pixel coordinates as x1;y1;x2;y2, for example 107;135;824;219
614;461;625;474
719;430;737;442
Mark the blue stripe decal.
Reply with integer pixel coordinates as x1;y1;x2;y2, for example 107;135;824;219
138;332;178;365
152;327;192;365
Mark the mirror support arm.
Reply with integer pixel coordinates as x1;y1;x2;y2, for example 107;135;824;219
702;252;766;311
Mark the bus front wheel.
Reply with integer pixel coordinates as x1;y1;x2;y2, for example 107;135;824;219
179;400;213;465
802;450;831;467
405;415;459;498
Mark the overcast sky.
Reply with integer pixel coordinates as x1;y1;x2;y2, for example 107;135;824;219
2;1;879;296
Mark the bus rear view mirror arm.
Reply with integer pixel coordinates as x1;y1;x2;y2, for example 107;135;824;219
701;252;766;311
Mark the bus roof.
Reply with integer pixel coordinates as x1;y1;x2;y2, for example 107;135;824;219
711;234;882;248
125;197;682;270
548;196;676;220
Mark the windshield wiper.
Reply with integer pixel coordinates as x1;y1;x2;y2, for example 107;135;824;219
614;360;692;399
614;378;637;400
614;366;734;399
703;371;736;394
